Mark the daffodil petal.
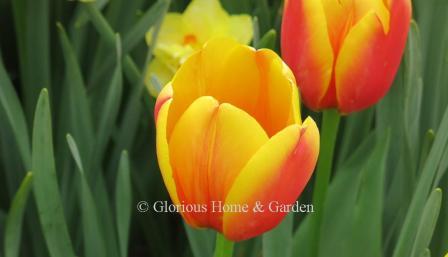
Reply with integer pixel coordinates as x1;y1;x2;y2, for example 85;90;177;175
223;117;319;241
146;13;185;46
146;59;174;98
182;0;229;43
228;15;253;44
168;96;269;230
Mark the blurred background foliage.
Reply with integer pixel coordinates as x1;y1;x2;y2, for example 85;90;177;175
0;0;447;257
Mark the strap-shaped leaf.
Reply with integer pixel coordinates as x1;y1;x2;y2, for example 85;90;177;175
32;89;76;257
4;172;33;257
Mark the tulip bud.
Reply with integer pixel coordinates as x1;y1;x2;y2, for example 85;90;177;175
281;0;412;113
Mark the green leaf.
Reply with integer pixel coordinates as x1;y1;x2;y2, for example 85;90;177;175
4;172;33;257
184;223;215;257
0;53;31;170
349;132;390;257
420;249;431;257
91;34;123;174
336;109;374;168
403;21;423;156
56;23;95;164
410;188;442;257
262;213;292;257
419;0;448;131
0;211;5;255
433;144;448;188
291;215;313;257
418;130;435;172
253;0;271;34
252;16;260;47
393;107;448;257
115;151;132;257
84;0;169;87
32;89;76;257
319;131;389;257
13;0;51;118
66;134;107;257
255;29;276;50
122;0;170;54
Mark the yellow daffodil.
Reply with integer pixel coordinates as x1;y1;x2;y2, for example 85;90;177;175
145;0;253;96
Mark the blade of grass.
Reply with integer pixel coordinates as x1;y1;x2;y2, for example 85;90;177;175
115;151;132;257
4;172;33;257
32;89;76;257
66;134;107;257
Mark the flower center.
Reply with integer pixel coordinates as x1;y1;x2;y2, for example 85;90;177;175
183;34;198;46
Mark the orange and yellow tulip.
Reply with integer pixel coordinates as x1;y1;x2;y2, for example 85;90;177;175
154;38;320;241
281;0;412;113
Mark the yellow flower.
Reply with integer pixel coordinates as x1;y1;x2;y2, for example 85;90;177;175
154;38;319;241
145;0;253;96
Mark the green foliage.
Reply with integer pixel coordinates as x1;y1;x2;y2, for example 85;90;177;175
0;0;447;257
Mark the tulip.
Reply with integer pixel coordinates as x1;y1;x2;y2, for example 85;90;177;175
281;0;412;113
145;0;253;97
154;38;320;241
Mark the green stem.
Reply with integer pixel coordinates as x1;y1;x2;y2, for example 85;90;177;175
213;233;234;257
310;109;341;256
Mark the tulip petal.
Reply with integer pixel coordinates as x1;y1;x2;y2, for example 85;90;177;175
335;0;411;113
154;83;173;121
168;96;269;229
281;0;334;110
166;38;240;138
155;99;180;206
255;49;301;135
228;15;253;44
321;0;390;51
167;39;298;138
223;117;319;241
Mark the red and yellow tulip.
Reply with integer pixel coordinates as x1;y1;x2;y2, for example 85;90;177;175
154;38;320;241
281;0;412;113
